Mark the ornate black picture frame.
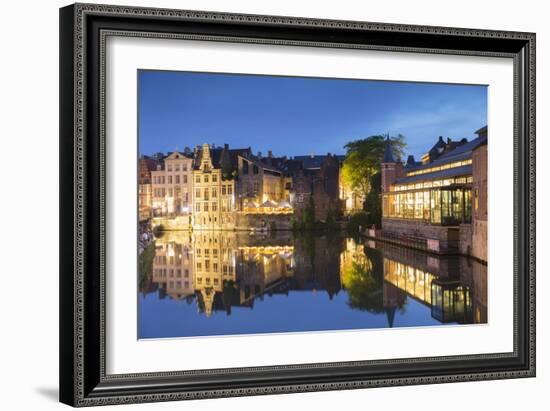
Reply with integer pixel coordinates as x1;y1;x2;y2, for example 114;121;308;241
59;3;535;407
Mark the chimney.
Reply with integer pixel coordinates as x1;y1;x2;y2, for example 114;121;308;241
224;143;229;150
257;151;262;158
268;150;273;158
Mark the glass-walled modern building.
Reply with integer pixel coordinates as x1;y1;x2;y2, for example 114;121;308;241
380;126;487;255
382;170;473;225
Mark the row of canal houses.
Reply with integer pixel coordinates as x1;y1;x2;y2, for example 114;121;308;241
139;125;487;262
139;143;351;229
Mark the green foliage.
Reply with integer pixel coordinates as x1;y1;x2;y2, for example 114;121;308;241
303;196;316;230
364;172;382;228
342;247;386;313
138;241;156;291
342;134;406;208
346;212;370;232
292;198;341;233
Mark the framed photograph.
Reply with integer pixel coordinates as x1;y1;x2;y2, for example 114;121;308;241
59;3;536;407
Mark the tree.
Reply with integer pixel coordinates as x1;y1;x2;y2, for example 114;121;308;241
342;134;406;209
365;172;382;227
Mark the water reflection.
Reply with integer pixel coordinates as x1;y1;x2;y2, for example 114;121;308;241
139;232;487;339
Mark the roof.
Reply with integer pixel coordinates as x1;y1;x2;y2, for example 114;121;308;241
405;135;487;174
395;164;472;185
193;146;251;170
475;125;488;137
293;154;345;169
382;136;395;163
165;151;193;160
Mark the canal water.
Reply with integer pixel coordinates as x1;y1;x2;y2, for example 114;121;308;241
138;231;487;339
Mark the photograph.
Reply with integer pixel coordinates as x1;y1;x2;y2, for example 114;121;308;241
137;70;488;339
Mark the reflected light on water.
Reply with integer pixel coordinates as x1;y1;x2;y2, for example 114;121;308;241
138;231;487;339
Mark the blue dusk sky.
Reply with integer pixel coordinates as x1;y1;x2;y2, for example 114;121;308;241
138;70;487;160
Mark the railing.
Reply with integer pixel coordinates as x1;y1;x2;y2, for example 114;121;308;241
364;230;459;254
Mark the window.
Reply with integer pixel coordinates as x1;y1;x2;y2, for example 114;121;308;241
213;263;218;273
195;203;200;212
228;185;233;195
464;189;472;223
167;165;172;172
212;202;217;212
175;175;180;184
204;202;209;212
212;188;217;198
183;175;187;184
204;175;209;183
243;161;249;174
196;188;201;198
430;190;441;224
204;189;209;200
222;185;226;195
253;182;259;193
212;174;217;183
175;165;179;172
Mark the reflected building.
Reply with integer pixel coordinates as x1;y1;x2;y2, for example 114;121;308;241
151;232;194;301
145;233;486;326
192;231;238;316
367;240;487;324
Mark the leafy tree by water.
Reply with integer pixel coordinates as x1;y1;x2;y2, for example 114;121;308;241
364;172;382;227
342;134;406;209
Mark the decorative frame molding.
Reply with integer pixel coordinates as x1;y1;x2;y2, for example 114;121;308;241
60;3;535;407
